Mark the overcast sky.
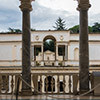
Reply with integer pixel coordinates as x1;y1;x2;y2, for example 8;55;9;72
0;0;100;32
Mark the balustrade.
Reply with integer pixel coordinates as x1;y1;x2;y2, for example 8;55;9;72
0;73;20;94
0;72;93;95
31;72;79;94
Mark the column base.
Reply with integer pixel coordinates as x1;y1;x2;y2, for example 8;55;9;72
41;61;44;66
54;61;58;66
33;90;38;95
21;90;32;96
64;61;68;66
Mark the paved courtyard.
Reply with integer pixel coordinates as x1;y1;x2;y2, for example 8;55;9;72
0;95;100;100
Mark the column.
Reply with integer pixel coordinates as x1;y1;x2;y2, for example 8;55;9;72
56;45;58;60
31;46;35;66
65;45;68;60
65;45;68;66
31;46;34;60
41;44;44;66
41;44;44;60
77;0;91;93
19;0;33;95
55;43;58;66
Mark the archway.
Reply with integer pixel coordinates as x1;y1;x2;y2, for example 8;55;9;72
43;35;56;52
43;35;56;66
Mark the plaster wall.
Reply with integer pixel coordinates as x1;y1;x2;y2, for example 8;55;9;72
0;31;100;66
31;31;70;42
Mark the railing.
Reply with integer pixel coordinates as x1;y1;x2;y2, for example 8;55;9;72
0;72;93;95
0;73;20;94
31;72;79;94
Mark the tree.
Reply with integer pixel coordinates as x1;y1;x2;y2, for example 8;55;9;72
53;17;66;30
14;29;22;33
31;28;36;31
69;25;93;33
8;28;14;32
92;22;100;32
8;28;22;33
88;26;93;33
69;25;79;33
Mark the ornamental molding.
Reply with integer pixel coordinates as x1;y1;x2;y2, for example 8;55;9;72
35;35;39;40
60;35;64;41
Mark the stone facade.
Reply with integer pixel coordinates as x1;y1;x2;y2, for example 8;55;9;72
0;31;100;67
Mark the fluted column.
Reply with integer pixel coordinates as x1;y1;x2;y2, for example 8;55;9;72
19;0;33;95
77;0;91;93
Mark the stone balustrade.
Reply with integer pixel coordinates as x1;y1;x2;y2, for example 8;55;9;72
0;71;94;95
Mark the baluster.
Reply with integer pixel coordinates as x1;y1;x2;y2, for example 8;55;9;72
5;75;9;93
15;75;19;93
57;75;60;93
51;75;54;93
1;75;6;93
45;75;48;93
11;75;14;94
0;75;2;94
39;75;42;94
69;75;71;94
63;75;66;93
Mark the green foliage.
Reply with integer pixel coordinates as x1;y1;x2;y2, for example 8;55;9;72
69;23;100;33
53;17;66;30
44;40;55;52
69;25;79;33
8;27;14;32
8;28;22;33
31;28;36;31
88;26;93;33
92;22;100;32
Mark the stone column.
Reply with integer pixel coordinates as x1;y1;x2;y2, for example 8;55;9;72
65;45;68;60
77;0;91;93
31;46;35;66
31;46;34;60
41;44;44;66
55;44;58;66
19;0;33;95
56;45;58;60
64;45;68;66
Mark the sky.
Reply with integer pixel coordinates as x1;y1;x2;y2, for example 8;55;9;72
0;0;100;32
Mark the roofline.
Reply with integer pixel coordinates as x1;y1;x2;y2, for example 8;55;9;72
0;31;100;34
0;30;69;34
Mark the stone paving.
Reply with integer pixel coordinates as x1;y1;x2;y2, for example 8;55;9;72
0;95;100;100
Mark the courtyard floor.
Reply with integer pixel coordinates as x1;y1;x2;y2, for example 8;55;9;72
0;95;100;100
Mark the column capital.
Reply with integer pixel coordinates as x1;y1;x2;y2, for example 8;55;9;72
19;0;33;11
77;0;91;11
